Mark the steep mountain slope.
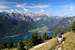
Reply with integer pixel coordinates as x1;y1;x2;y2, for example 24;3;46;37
33;15;75;32
0;12;35;39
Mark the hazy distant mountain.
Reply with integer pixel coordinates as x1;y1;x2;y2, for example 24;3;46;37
29;13;75;32
36;16;75;32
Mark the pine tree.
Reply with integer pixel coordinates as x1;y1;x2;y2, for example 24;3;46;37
71;21;75;32
18;41;26;50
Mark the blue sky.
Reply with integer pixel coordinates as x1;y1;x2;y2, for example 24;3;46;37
0;0;75;16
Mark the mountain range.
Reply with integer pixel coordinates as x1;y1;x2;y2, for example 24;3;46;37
0;12;75;43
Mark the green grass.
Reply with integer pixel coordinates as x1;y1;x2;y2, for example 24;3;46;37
2;48;17;50
62;32;75;50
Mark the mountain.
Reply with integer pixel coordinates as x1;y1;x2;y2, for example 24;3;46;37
0;12;75;36
0;12;35;38
0;12;75;43
30;13;75;32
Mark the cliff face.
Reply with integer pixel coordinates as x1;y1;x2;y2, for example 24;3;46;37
0;12;35;37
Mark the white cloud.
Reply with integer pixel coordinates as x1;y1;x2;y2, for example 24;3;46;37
40;9;45;12
16;4;23;8
0;10;3;12
62;5;75;16
0;2;16;5
24;8;28;12
10;9;14;12
15;9;21;13
69;5;75;11
0;5;11;12
0;5;9;9
34;5;48;8
16;3;48;9
54;4;75;16
16;3;48;13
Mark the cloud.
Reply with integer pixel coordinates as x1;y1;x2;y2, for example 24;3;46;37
16;3;48;9
34;5;48;8
16;3;49;13
24;8;28;12
0;2;16;5
0;5;9;9
60;5;75;16
0;2;17;12
51;4;75;16
0;10;3;12
16;4;23;8
40;9;45;12
10;9;14;12
0;5;11;13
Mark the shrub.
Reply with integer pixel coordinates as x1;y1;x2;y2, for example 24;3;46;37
71;21;75;32
17;41;27;50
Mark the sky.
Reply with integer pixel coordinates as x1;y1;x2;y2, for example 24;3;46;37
0;0;75;16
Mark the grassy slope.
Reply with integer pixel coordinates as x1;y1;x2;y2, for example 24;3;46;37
2;48;17;50
2;32;72;50
62;32;75;50
29;32;70;50
2;38;57;50
29;38;57;50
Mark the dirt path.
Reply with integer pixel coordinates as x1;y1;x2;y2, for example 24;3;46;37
53;41;64;50
52;32;70;50
29;32;70;50
54;44;62;50
29;38;57;50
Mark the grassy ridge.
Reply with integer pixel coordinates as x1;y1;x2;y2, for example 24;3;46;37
29;32;70;50
2;32;71;50
62;32;75;50
29;38;57;50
